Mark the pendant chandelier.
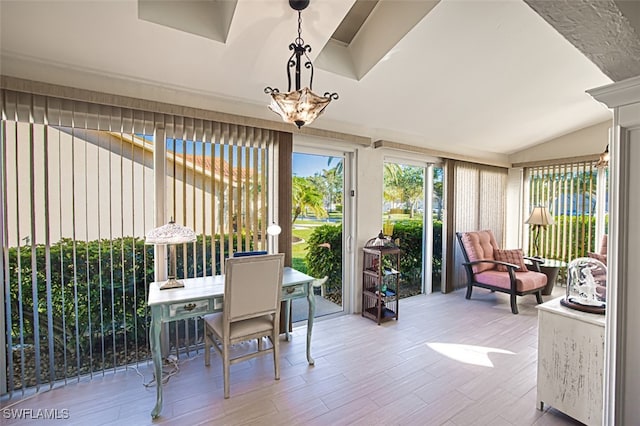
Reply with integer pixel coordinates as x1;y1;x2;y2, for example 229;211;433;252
596;144;609;168
265;0;338;129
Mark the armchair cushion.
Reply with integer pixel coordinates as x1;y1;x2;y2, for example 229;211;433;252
475;270;547;292
459;230;499;273
588;252;607;265
599;234;608;255
494;249;528;272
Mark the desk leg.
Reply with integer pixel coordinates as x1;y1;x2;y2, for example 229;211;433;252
284;300;292;342
150;306;163;418
306;282;315;365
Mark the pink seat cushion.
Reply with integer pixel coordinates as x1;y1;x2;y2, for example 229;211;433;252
494;248;528;272
600;235;608;255
474;270;547;292
588;252;607;265
460;230;499;273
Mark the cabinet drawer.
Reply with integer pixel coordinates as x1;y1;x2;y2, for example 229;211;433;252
169;299;210;318
282;284;306;298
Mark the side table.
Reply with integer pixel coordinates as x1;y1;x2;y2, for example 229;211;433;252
536;297;605;425
539;259;567;295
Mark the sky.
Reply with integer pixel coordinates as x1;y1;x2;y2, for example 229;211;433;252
149;135;339;178
293;153;340;177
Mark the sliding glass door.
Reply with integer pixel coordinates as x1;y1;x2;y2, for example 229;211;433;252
290;149;349;320
383;160;443;295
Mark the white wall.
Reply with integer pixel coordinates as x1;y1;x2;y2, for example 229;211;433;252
355;146;384;312
4;126;229;247
509;120;611;165
4;125;155;246
589;75;640;426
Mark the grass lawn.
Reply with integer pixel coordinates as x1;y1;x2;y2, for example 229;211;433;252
383;213;424;222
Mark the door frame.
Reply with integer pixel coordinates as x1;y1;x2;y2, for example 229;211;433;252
291;140;357;315
383;155;442;294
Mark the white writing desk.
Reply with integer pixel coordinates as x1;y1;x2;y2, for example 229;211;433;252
148;267;316;418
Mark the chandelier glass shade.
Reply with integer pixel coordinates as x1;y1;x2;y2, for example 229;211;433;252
265;0;338;129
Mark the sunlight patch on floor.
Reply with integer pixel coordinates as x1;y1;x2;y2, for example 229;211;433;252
426;342;515;367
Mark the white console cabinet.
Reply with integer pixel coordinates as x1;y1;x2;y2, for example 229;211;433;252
536;297;605;426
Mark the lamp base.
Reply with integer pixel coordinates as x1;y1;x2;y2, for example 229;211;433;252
159;277;184;290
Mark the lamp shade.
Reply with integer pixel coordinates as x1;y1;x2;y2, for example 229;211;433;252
267;223;282;236
596;144;609;168
525;206;555;226
267;88;332;129
145;221;197;245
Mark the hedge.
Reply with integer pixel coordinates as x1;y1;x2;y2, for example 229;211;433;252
304;224;343;295
5;235;236;385
391;219;443;287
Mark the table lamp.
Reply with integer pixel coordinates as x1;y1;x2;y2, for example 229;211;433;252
525;206;555;258
145;220;197;290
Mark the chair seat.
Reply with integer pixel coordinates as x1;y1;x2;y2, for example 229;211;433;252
475;270;547;292
204;313;274;340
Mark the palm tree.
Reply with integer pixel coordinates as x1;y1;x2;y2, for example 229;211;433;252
292;176;328;223
321;167;342;211
384;163;424;217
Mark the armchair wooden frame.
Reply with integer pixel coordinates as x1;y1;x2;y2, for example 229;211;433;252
456;231;546;314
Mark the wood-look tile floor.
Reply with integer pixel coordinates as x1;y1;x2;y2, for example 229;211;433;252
1;286;584;425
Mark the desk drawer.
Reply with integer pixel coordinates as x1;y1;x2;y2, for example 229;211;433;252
169;299;210;318
282;283;306;299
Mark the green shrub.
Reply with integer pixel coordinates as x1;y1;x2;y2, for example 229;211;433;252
304;224;342;294
536;215;599;261
391;219;443;287
6;234;232;385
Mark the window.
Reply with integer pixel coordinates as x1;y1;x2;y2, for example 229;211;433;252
525;160;605;261
1;89;274;393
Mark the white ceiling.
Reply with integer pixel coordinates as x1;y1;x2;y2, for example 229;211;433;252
0;0;614;158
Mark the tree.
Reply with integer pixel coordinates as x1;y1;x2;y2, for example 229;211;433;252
433;167;443;220
292;176;327;222
321;166;342;211
384;164;424;217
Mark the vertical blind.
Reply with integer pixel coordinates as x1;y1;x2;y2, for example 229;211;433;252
452;161;508;289
453;161;507;242
526;161;599;262
1;89;275;395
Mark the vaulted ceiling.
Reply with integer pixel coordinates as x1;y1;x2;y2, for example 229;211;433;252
1;0;638;158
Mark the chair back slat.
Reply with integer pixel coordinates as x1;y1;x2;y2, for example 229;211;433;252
224;254;284;321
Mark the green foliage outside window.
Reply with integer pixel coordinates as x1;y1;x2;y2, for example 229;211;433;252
391;219;443;288
304;224;342;295
6;235;233;388
538;215;603;261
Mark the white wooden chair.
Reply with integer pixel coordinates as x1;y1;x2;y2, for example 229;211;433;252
313;276;329;297
203;253;285;398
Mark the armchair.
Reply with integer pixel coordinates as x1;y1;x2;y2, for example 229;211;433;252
456;230;547;314
587;234;607;265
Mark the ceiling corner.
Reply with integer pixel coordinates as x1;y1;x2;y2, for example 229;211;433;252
316;0;440;81
138;0;237;43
